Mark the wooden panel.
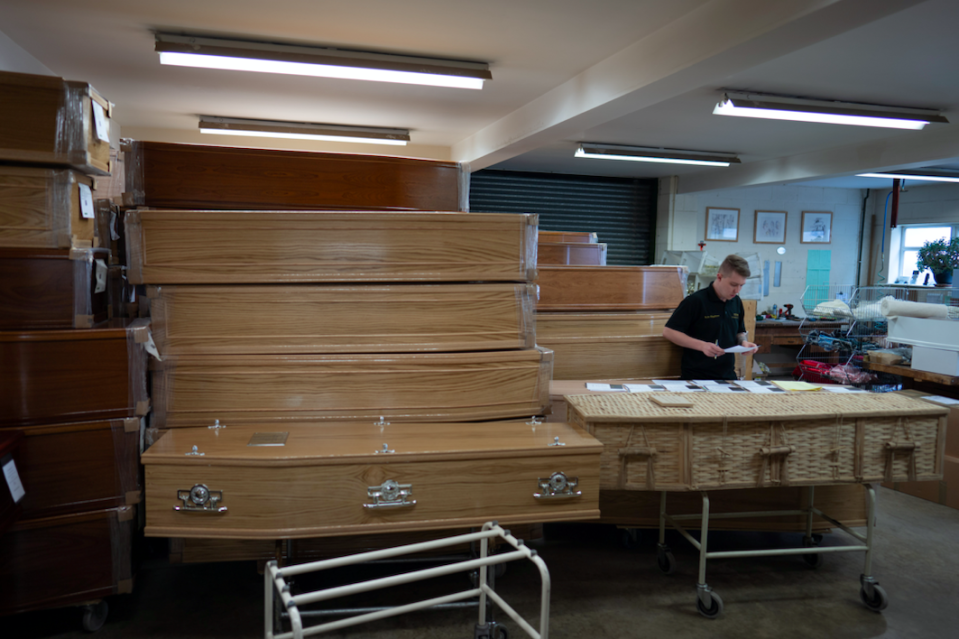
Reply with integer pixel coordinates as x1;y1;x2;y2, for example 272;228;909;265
740;299;757;380
143;421;602;539
149;283;536;355
538;242;607;266
0;247;109;330
151;348;552;427
596;485;866;532
126;209;537;285
0;507;135;615
0;418;140;519
123;140;462;211
538;230;597;244
0;431;24;536
537;266;686;311
0;166;95;249
0;71;112;175
0;323;148;428
537;312;672;340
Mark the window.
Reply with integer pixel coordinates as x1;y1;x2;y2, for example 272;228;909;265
895;224;958;282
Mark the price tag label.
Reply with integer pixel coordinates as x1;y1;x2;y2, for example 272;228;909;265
3;459;25;504
79;183;95;219
92;100;110;143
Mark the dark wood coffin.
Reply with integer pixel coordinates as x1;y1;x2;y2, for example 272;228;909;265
151;348;553;427
0;321;150;428
148;283;536;355
536;266;686;311
538;242;607;266
142;421;601;540
0;247;110;330
0;71;113;176
0;166;97;249
126;209;537;285
0;418;140;519
0;506;135;616
122;141;464;211
0;431;25;535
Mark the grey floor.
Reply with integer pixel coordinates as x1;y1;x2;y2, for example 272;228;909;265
7;486;959;639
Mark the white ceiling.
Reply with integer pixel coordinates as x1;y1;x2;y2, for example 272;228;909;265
2;0;958;193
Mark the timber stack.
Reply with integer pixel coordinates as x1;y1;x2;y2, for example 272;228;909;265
0;70;145;627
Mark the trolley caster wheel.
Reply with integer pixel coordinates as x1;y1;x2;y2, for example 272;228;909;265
696;591;724;619
656;544;675;575
859;582;889;612
493;623;509;639
494;562;507;579
620;528;641;550
802;536;823;569
81;600;109;632
475;621;509;639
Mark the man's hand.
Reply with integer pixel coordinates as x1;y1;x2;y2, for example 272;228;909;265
741;340;759;353
701;341;725;358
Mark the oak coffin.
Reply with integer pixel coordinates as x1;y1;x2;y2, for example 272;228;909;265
142;421;602;539
126;209;537;285
536;266;686;311
0;322;149;427
0;417;140;519
536;312;681;380
564;392;948;491
0;247;110;330
151;348;553;427
0;166;96;249
538;231;597;244
148;283;536;355
537;242;607;266
123;141;464;211
0;71;113;176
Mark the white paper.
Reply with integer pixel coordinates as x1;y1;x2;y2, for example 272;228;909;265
92;100;110;143
3;459;25;503
723;345;755;353
94;259;108;294
704;384;750;393
823;386;868;393
78;183;95;219
585;383;627;392
736;380;788;393
919;395;959;406
651;380;705;392
624;384;666;393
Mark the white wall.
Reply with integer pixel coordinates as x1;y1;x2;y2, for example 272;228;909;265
0;28;53;75
659;182;865;316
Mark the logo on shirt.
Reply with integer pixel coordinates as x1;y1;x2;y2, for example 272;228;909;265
704;314;720;319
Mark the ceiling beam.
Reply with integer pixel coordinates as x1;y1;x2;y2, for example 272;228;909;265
452;0;929;170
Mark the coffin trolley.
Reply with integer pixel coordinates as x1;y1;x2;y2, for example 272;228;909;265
564;391;949;618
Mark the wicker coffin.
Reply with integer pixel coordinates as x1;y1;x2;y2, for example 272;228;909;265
0;247;110;330
142;420;601;540
538;242;607;266
537;266;686;311
148;283;536;355
0;71;112;176
0;166;96;249
536;312;680;379
564;392;949;491
151;348;553;427
126;209;537;285
122;141;464;211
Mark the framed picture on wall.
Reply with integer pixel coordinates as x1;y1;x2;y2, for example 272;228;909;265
754;210;787;244
801;211;832;243
705;207;740;242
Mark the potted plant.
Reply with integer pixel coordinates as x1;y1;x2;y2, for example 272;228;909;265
916;237;959;286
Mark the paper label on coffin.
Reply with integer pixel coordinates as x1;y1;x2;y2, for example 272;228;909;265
142;421;603;539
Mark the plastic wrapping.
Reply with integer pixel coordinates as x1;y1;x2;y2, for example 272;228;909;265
525;213;539;282
63;80;112;176
69;247;109;328
126;318;152;418
110;505;136;596
518;283;538;350
457;161;471;212
0;166;94;249
120;139;144;207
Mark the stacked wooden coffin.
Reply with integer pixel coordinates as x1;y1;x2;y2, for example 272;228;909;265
0;70;146;623
127;142;601;556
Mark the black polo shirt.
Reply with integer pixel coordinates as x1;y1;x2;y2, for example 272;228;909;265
664;282;746;380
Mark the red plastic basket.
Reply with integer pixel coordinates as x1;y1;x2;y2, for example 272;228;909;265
793;359;833;383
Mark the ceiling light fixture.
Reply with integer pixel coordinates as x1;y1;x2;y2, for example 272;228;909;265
714;91;948;130
575;143;740;167
156;33;491;90
857;171;959;183
198;116;410;146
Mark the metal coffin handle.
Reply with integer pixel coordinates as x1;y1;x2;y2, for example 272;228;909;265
175;484;227;513
534;471;581;499
364;479;416;510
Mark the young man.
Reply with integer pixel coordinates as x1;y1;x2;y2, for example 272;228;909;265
662;254;758;380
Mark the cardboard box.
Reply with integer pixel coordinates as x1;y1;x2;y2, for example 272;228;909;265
945;455;959;511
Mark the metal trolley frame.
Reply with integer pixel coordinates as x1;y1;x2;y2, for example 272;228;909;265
655;484;888;618
265;522;551;639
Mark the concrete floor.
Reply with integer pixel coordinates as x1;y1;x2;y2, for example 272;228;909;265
7;486;959;639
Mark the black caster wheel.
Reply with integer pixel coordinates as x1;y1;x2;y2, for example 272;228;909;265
81;600;109;633
802;535;823;569
696;591;724;619
494;562;507;579
860;583;889;612
656;545;676;575
493;623;509;639
620;528;641;550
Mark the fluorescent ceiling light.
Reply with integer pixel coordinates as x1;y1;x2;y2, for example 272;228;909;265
714;91;948;130
199;116;410;146
156;33;490;89
575;143;739;167
857;172;959;183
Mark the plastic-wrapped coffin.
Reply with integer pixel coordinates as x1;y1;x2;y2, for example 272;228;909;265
536;265;687;311
148;283;536;355
125;209;537;285
151;348;553;428
142;420;601;539
0;166;98;249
